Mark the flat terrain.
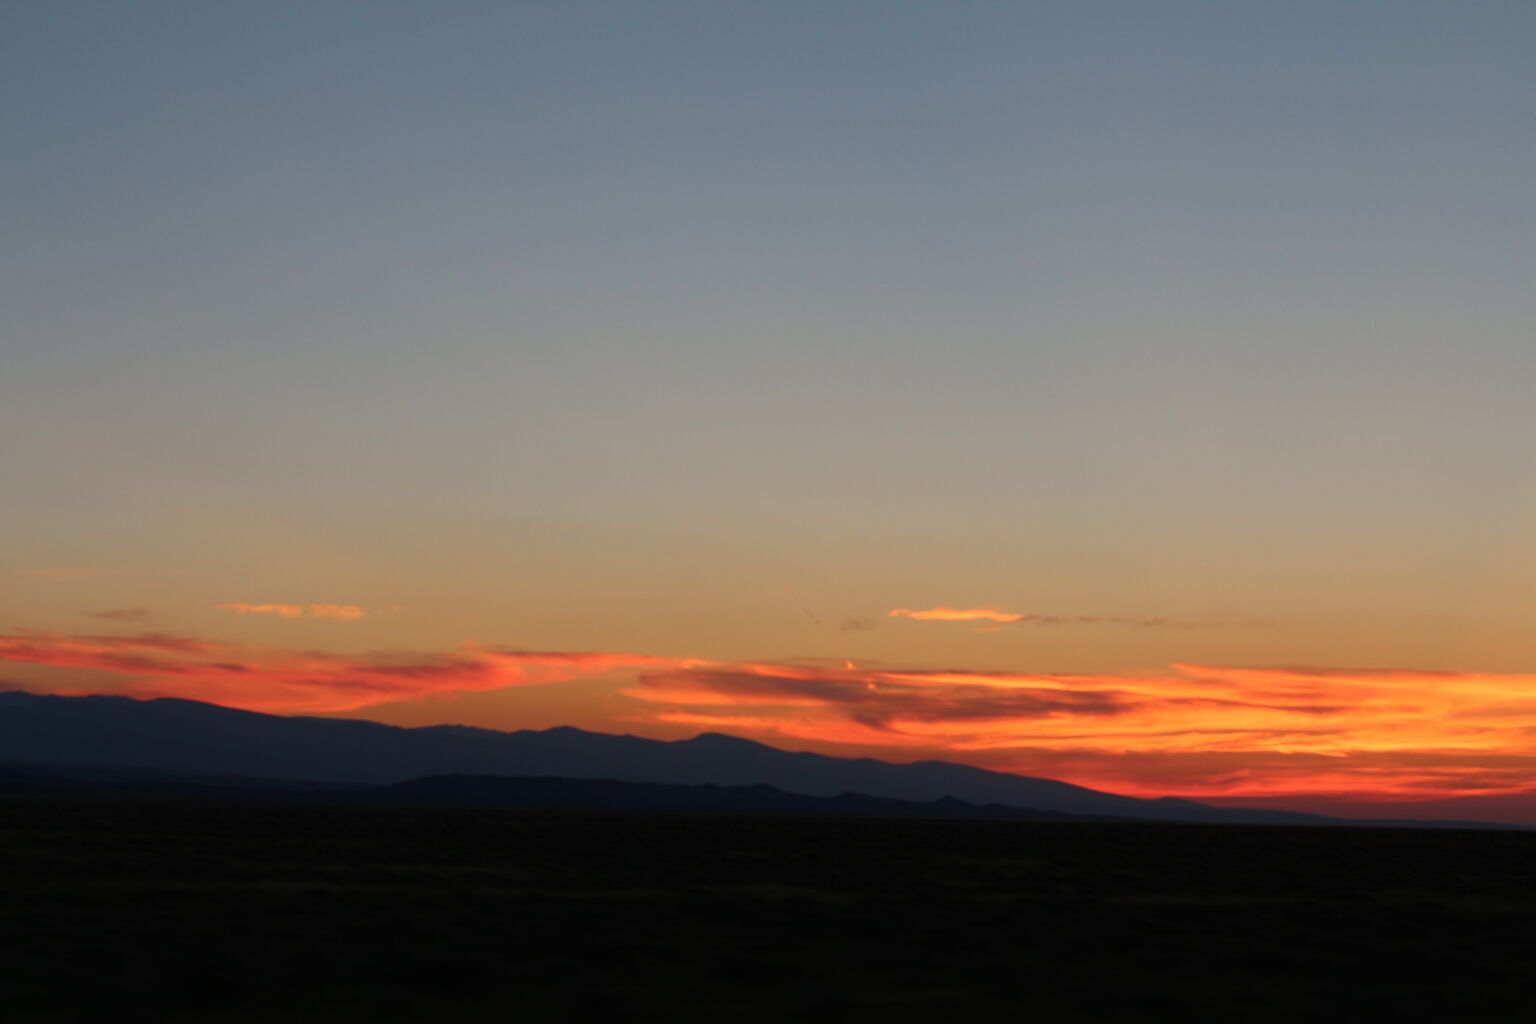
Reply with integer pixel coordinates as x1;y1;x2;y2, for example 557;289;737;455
2;797;1533;1022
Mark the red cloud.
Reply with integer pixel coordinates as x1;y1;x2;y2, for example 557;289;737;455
0;629;691;714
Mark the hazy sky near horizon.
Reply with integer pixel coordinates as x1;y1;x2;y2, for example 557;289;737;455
5;2;1536;813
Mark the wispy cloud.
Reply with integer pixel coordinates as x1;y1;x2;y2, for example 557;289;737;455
889;607;1024;624
784;587;821;627
214;603;366;620
887;607;1266;632
213;603;304;618
81;608;150;621
77;632;215;654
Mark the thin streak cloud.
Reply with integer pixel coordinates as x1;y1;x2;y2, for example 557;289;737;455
214;603;366;620
889;607;1024;623
888;607;1267;632
81;608;150;621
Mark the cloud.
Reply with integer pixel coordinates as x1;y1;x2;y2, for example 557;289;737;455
81;608;150;621
889;607;1024;624
78;632;215;654
622;659;1536;803
784;588;821;627
215;603;305;618
627;664;1128;725
214;603;365;620
888;607;1267;632
0;628;695;714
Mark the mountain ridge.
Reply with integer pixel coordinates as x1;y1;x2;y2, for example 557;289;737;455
0;690;1513;828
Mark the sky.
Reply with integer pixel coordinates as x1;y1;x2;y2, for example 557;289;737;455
5;1;1536;822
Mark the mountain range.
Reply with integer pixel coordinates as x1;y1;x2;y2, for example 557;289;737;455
0;690;1512;828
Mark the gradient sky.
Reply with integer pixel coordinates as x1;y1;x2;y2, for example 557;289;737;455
5;2;1536;821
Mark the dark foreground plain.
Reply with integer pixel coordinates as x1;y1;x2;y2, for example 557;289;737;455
3;798;1533;1022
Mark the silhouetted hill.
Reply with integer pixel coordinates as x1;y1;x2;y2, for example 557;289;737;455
0;690;1512;827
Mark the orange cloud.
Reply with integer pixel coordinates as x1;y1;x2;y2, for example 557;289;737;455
889;607;1024;623
0;628;691;714
214;603;365;620
625;660;1536;804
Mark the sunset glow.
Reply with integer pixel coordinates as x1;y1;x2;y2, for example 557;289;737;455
5;625;1536;812
5;2;1536;826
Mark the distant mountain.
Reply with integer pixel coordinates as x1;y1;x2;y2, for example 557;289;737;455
0;690;1505;828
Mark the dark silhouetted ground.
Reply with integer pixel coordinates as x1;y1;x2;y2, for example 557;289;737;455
2;797;1532;1022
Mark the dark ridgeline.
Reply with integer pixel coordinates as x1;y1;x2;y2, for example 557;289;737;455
0;690;1350;825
